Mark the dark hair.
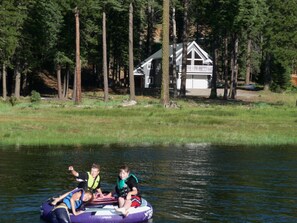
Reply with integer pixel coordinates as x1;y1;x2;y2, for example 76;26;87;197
92;163;100;171
84;191;93;204
119;164;130;173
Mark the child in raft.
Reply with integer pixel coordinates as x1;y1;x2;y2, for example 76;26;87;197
106;164;141;216
51;163;103;207
49;188;93;223
68;163;104;196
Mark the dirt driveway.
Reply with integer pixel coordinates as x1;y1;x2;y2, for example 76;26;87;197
187;88;260;100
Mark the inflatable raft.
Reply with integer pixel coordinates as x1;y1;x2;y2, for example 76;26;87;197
40;194;153;223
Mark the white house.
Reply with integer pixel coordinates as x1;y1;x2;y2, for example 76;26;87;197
134;41;213;89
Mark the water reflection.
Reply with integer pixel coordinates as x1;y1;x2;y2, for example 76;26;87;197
0;144;297;222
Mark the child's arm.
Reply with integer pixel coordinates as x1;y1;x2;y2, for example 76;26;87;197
69;166;79;177
105;188;116;198
126;187;138;200
96;188;104;197
51;191;71;206
70;192;83;216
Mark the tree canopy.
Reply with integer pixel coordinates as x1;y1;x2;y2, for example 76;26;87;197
0;0;296;100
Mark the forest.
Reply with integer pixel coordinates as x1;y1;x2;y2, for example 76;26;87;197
0;0;297;104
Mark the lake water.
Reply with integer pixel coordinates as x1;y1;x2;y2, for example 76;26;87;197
1;144;297;223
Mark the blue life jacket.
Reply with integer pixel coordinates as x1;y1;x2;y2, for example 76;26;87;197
63;188;85;210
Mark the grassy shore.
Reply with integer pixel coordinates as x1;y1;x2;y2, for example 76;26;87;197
0;90;296;146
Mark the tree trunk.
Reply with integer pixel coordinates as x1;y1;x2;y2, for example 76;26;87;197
124;67;128;87
21;71;28;95
2;63;7;100
138;7;144;65
161;0;170;106
180;0;188;97
146;2;153;57
57;64;63;99
14;62;21;99
75;8;81;104
231;35;239;99
72;69;77;100
0;68;2;93
210;46;218;99
63;65;69;98
102;10;109;102
229;51;234;98
129;2;135;101
223;36;228;100
264;52;271;91
245;37;252;84
172;6;177;99
63;71;67;98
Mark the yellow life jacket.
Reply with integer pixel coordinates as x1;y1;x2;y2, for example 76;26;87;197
87;172;100;190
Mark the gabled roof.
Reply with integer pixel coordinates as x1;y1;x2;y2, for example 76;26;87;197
142;43;183;63
136;41;212;69
176;41;212;63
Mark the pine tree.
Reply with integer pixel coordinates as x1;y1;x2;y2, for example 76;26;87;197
0;0;30;99
129;1;136;101
179;0;188;97
235;0;267;85
263;0;297;91
161;0;170;105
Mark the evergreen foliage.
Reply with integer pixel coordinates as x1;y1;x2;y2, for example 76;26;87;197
0;0;296;98
0;0;29;65
263;0;297;90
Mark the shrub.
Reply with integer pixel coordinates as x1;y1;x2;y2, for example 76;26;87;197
8;96;18;106
30;90;41;103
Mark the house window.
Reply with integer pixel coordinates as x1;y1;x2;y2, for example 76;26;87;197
155;63;161;73
185;49;204;66
187;50;192;65
194;60;203;65
147;63;152;70
193;50;203;65
194;52;201;59
148;77;154;84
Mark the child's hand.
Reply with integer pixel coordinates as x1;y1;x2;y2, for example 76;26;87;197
126;194;131;200
105;193;112;198
75;210;84;215
95;193;104;198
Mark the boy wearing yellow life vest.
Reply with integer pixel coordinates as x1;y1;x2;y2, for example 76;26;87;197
69;163;104;197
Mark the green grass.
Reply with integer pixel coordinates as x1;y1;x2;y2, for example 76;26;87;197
0;92;296;146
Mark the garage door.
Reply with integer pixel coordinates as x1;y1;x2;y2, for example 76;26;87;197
186;75;193;88
186;75;209;89
193;76;208;89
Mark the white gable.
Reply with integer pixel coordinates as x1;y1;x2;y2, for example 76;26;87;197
176;41;212;64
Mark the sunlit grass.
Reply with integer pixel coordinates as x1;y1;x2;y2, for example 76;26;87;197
0;91;296;146
253;91;297;107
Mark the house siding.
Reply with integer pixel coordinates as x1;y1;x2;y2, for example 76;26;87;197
134;41;213;90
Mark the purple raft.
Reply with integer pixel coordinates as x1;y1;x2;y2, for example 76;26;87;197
40;196;153;223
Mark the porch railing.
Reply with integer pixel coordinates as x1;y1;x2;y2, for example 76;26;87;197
178;65;213;73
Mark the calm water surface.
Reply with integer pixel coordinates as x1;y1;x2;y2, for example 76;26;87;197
1;144;297;223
